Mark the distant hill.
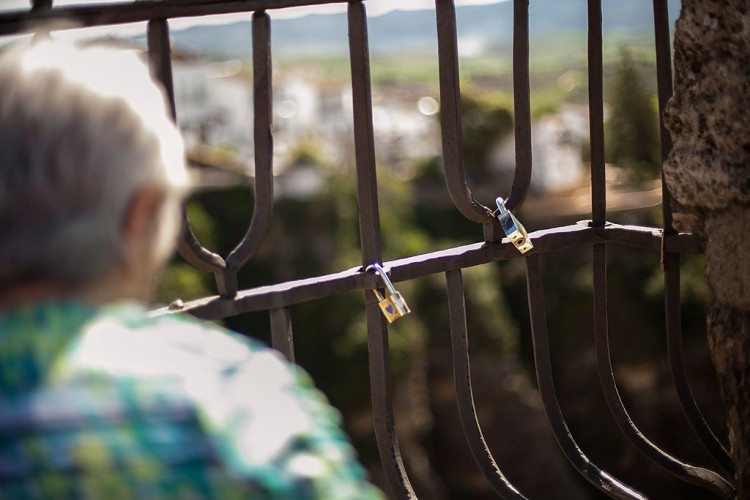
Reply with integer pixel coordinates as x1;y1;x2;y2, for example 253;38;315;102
165;0;681;60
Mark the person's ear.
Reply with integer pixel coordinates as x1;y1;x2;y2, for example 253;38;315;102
121;186;162;248
113;186;166;301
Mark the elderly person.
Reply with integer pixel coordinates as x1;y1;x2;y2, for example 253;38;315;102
0;39;381;499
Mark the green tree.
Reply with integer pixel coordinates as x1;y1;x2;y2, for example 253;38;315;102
450;88;513;180
606;48;660;185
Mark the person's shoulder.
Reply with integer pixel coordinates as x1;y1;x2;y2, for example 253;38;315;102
65;301;268;380
64;302;384;498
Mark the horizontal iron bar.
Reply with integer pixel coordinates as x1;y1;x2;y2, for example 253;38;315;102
152;223;701;320
0;0;349;35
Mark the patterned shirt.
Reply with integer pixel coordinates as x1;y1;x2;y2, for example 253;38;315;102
0;301;382;499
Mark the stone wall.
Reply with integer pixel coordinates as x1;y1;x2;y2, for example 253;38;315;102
664;0;750;495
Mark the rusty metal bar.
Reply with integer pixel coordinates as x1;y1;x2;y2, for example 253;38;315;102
10;1;726;495
525;253;645;499
154;224;701;320
593;244;734;497
146;19;230;295
348;1;415;497
445;269;527;499
270;307;295;362
665;253;735;476
223;10;274;296
146;19;177;131
588;0;606;227
653;0;674;234
605;224;701;253
30;0;51;14
652;0;733;475
0;0;349;35
435;0;496;228
349;3;382;263
505;0;531;212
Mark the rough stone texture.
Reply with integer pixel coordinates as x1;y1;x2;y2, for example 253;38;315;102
663;0;750;236
664;0;750;495
708;306;750;496
704;206;750;311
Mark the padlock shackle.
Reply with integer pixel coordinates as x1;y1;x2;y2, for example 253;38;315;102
495;196;509;215
365;262;412;323
366;262;399;296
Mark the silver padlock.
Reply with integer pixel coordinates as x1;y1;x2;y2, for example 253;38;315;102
366;263;411;323
495;196;534;254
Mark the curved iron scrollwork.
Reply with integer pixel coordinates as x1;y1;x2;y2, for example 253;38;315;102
435;0;531;241
1;0;734;497
446;269;527;499
525;254;646;500
146;14;274;298
593;245;734;498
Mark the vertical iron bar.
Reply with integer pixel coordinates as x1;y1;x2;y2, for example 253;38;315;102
30;0;52;13
525;253;645;500
270;307;295;362
435;0;496;229
225;10;274;295
653;0;733;475
665;252;735;476
147;19;176;120
446;269;527;499
506;0;532;212
593;245;734;497
653;0;674;234
348;2;415;498
349;1;382;259
588;0;606;227
146;19;228;290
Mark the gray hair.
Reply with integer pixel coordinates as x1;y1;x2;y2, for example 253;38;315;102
0;39;187;289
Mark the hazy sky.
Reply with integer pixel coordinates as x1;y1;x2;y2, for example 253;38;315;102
0;0;507;20
0;0;508;39
271;0;505;19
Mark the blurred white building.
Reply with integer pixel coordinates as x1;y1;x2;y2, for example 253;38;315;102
172;57;254;162
171;54;441;190
530;105;588;192
494;104;588;193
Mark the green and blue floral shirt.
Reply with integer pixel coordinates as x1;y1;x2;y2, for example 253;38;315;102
0;301;382;499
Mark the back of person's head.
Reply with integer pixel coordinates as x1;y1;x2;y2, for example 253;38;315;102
0;37;187;296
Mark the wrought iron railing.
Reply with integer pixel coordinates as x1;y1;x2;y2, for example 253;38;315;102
1;0;734;497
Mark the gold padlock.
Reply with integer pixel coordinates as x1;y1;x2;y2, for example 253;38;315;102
495;196;534;254
366;263;411;323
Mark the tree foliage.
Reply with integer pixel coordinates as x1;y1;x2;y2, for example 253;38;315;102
605;48;660;185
